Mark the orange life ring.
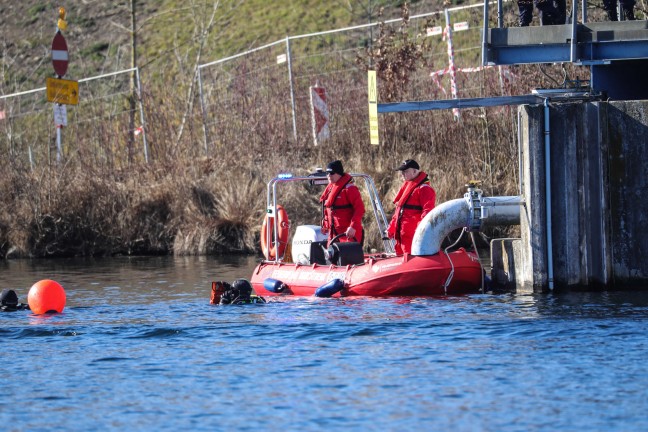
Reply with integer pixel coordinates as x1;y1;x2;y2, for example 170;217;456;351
261;205;290;260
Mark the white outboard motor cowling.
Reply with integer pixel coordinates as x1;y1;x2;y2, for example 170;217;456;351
292;225;328;264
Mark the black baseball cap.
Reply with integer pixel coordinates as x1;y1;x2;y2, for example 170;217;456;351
395;159;420;171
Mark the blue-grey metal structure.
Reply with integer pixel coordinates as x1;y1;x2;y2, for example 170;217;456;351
485;21;648;65
483;0;648;100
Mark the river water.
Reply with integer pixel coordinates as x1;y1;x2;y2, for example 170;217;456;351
1;255;647;431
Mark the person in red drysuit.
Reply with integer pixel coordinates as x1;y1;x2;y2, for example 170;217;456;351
319;160;365;244
386;159;436;255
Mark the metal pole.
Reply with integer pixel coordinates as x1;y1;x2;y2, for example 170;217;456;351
285;37;298;141
55;41;63;164
543;98;554;290
517;109;523;196
135;67;148;163
197;66;209;155
581;0;587;23
497;0;503;28
56;120;62;163
129;0;137;164
482;0;489;66
570;0;578;63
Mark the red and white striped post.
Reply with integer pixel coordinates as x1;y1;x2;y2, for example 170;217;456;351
309;84;330;145
444;9;460;120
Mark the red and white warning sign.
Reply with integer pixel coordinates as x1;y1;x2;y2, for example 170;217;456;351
51;31;68;77
309;85;330;145
453;21;469;32
426;26;443;37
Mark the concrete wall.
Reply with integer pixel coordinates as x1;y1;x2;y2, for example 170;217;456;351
490;238;524;292
606;102;648;287
517;104;547;292
516;100;648;291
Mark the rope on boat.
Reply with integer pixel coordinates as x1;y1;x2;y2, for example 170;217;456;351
442;228;468;295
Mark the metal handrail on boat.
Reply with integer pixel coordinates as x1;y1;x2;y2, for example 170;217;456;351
265;172;395;263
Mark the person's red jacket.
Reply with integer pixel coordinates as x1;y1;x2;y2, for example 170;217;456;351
320;174;365;243
387;172;436;254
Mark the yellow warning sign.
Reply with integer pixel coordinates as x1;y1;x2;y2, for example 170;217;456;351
368;70;379;145
46;77;79;105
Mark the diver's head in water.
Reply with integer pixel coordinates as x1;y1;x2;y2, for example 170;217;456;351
231;279;253;300
0;289;29;311
1;289;18;307
211;278;263;305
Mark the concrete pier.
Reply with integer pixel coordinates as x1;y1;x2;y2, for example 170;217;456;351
509;100;648;292
478;16;648;291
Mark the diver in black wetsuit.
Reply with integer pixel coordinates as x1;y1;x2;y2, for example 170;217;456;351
1;289;30;312
210;279;266;305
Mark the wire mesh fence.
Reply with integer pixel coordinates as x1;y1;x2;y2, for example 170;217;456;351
1;1;623;170
198;3;517;153
1;3;516;170
0;68;147;171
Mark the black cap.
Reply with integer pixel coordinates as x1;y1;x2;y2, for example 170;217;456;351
326;160;344;175
0;289;18;307
395;159;420;171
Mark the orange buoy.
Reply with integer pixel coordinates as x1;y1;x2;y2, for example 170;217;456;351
28;280;66;314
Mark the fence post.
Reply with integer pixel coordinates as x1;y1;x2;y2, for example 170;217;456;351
198;66;209;155
285;36;298;141
482;0;489;66
135;67;149;163
444;9;460;119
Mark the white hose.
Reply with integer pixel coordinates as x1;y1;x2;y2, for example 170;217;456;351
411;199;471;256
411;195;523;256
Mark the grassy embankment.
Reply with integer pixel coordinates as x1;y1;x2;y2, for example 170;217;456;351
0;2;597;259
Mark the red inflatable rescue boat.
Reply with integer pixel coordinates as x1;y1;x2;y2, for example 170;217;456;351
249;172;487;297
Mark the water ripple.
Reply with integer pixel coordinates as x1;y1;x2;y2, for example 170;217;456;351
2;328;81;338
126;328;184;339
91;357;134;363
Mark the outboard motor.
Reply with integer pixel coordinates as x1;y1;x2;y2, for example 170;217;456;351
292;225;328;265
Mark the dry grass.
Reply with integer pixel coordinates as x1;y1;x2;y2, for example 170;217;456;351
0;63;565;258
